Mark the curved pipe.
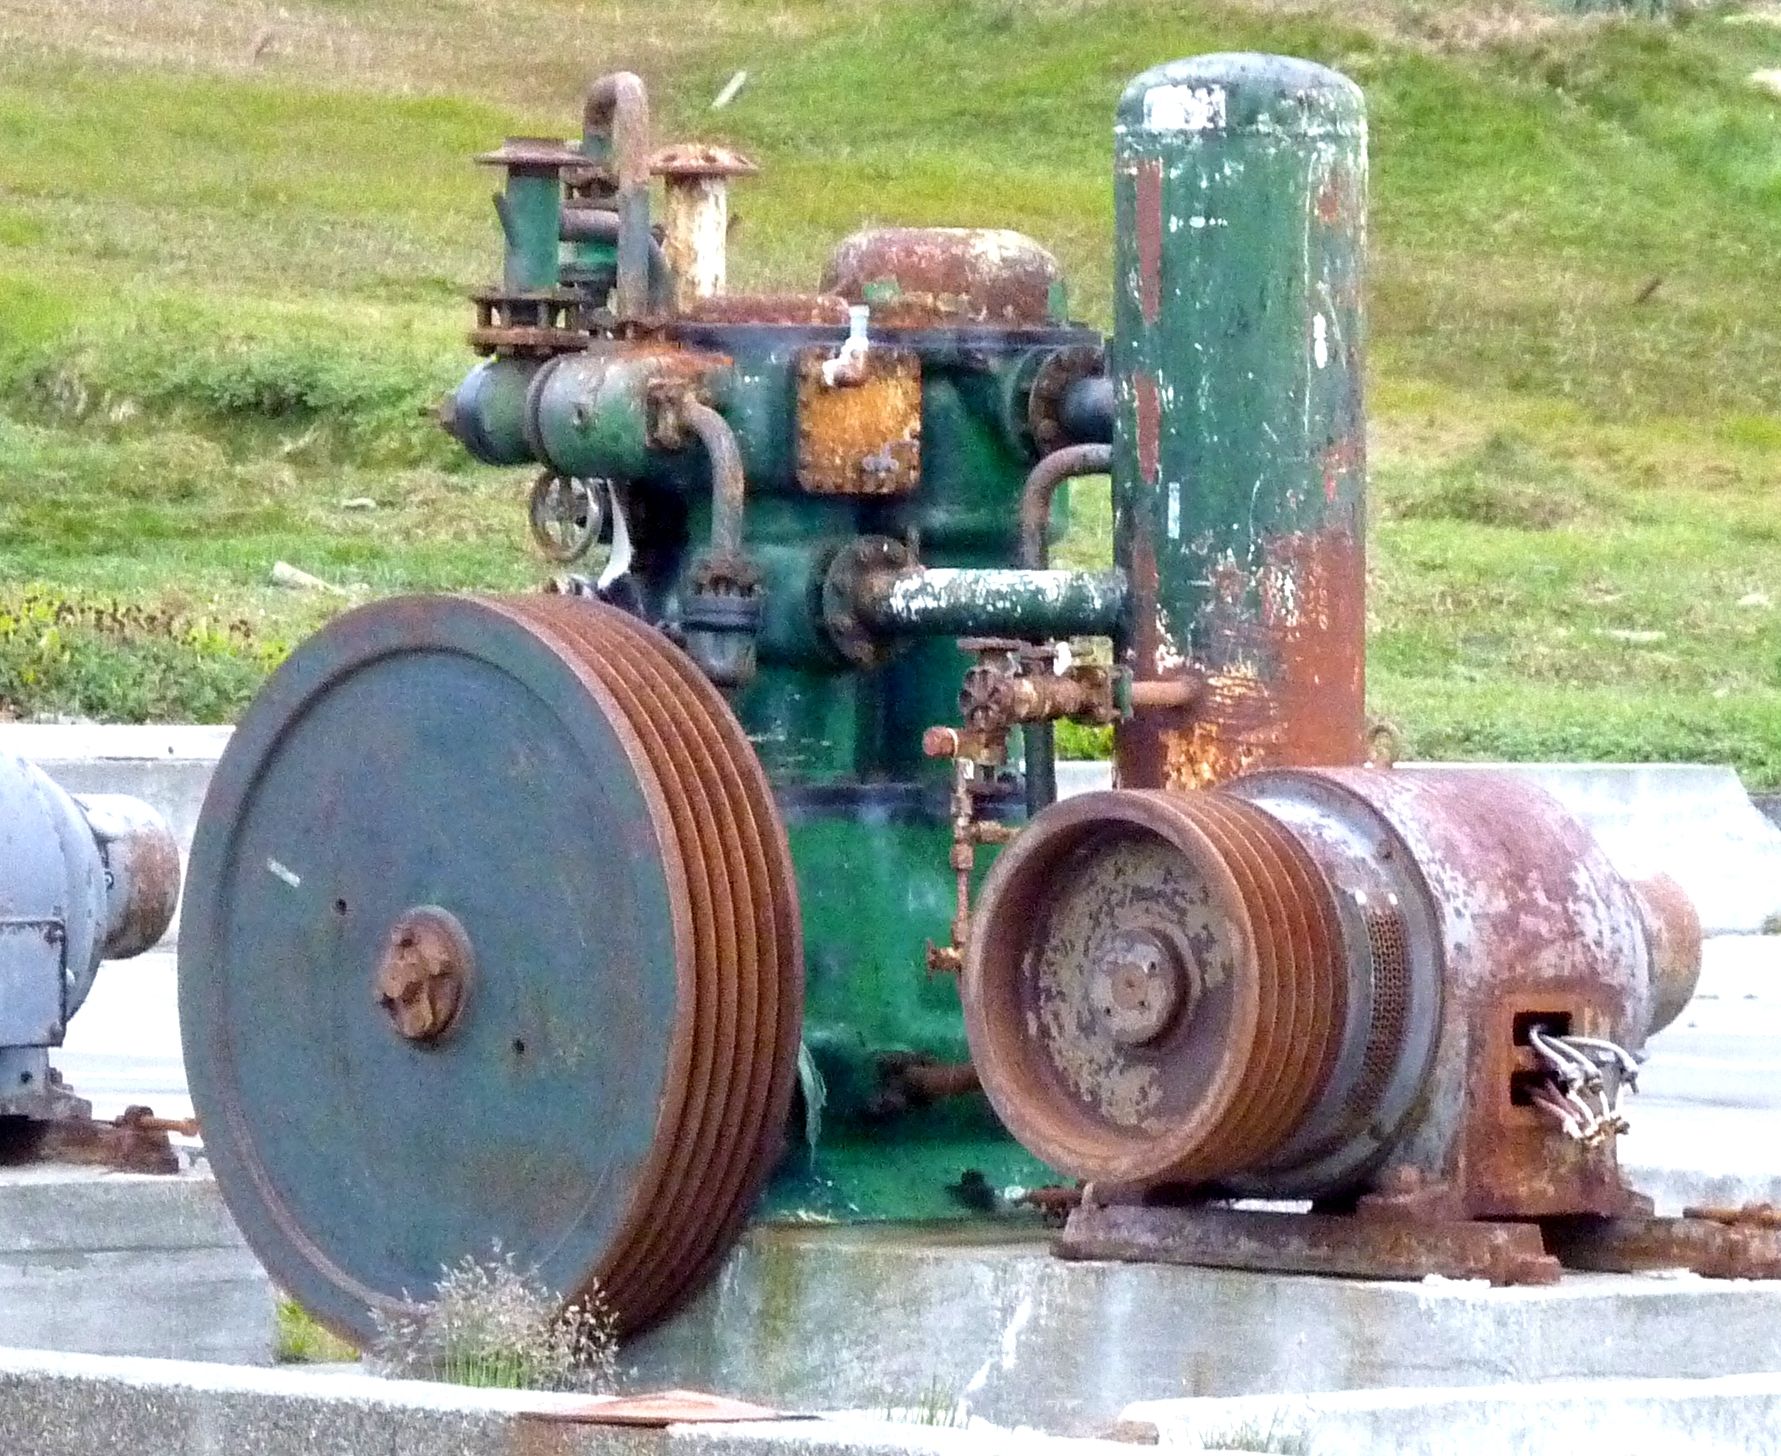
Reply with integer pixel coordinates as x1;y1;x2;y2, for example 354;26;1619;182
1019;441;1112;570
1017;442;1114;818
680;401;748;568
560;207;675;311
582;72;652;320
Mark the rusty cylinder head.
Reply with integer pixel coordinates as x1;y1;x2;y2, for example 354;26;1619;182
964;768;1704;1211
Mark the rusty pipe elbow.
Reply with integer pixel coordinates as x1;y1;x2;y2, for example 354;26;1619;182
1019;443;1113;570
582;72;650;186
1017;441;1113;817
678;400;748;566
675;400;759;688
582;72;652;319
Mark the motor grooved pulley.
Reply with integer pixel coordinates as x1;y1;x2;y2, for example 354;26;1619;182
179;594;802;1340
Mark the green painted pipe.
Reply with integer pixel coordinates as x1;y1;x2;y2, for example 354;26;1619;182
850;566;1129;642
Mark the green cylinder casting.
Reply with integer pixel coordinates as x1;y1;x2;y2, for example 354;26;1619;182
1110;54;1368;791
529;351;674;481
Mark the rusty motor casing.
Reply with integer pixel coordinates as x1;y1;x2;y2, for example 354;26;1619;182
961;766;1702;1216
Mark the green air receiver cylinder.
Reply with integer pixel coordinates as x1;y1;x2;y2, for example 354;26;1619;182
1110;54;1368;792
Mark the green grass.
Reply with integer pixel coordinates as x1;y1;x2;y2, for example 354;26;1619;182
275;1296;358;1365
3;0;1780;777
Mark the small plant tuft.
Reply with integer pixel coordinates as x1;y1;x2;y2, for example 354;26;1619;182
275;1296;360;1365
371;1249;619;1393
881;1374;970;1428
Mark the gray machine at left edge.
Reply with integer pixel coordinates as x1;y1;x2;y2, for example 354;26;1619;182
0;748;181;1117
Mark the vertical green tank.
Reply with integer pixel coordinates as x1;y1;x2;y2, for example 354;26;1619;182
1110;55;1369;791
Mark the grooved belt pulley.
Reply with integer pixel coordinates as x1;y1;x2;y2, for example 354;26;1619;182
961;785;1447;1195
962;790;1349;1187
179;595;802;1340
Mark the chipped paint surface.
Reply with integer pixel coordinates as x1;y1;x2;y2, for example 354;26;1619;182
858;566;1129;642
1110;56;1367;789
1135;160;1164;324
1303;767;1657;1218
659;174;732;308
1142;82;1228;133
794;344;921;495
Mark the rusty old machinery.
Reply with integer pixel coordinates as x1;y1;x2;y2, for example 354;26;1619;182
0;750;186;1172
182;51;1757;1348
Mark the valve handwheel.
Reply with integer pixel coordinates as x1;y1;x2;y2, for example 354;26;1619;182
527;471;606;563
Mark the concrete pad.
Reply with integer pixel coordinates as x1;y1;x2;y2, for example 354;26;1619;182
0;1344;1132;1456
1628;934;1781;1213
0;1345;656;1456
1058;758;1781;934
624;1222;1781;1433
1126;1373;1781;1455
0;1168;273;1365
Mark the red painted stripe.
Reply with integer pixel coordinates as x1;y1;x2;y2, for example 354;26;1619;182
1136;371;1160;485
1136;159;1163;325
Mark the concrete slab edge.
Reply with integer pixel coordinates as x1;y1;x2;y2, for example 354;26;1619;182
1125;1372;1781;1456
0;1345;1136;1456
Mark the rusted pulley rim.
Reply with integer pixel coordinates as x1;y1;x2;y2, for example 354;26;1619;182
1166;794;1302;1173
962;788;1344;1189
961;790;1264;1186
1183;793;1340;1168
179;594;799;1344
503;599;800;1323
1233;800;1347;1159
489;598;745;1326
576;606;801;1316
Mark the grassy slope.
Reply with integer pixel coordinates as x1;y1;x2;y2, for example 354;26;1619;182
3;0;1781;775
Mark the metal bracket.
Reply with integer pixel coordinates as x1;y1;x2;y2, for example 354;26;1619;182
1058;1202;1562;1286
0;917;68;1048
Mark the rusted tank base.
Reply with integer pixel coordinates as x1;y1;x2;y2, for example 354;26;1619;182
1058;1203;1561;1286
1546;1214;1781;1281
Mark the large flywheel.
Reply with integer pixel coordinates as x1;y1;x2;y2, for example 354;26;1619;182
179;594;802;1340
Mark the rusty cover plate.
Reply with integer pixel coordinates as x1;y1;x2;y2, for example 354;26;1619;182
794;346;921;495
521;1389;802;1426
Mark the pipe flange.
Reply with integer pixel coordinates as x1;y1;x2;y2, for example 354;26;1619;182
1026;344;1105;456
821;535;913;668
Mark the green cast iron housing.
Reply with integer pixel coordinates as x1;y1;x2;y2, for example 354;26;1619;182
438;53;1371;1220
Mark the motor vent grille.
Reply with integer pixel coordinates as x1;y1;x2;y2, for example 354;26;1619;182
1351;903;1412;1121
